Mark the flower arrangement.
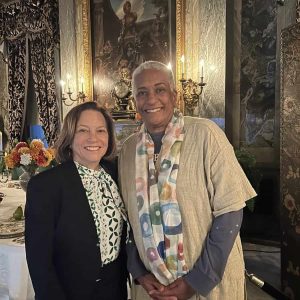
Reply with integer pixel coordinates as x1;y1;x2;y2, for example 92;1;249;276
4;139;56;175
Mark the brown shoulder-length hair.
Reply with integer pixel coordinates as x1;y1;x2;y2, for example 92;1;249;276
54;101;116;163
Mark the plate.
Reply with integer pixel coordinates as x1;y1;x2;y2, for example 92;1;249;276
0;219;24;239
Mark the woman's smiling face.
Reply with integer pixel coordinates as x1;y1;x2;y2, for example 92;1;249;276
71;109;108;170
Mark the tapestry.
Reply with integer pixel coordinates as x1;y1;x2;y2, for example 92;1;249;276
280;21;300;300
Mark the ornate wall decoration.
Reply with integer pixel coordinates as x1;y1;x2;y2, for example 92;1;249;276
280;21;300;300
176;0;185;111
59;0;86;116
240;0;277;147
184;0;226;119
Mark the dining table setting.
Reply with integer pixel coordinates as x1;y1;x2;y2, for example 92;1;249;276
0;180;35;300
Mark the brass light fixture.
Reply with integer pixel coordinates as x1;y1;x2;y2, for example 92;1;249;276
60;75;87;106
180;57;206;116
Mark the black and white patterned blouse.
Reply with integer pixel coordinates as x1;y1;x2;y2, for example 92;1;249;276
75;161;128;265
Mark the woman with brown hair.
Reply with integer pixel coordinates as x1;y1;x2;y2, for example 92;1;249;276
25;101;128;300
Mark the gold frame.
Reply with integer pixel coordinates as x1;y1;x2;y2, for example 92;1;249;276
176;0;185;111
82;0;93;100
82;0;185;106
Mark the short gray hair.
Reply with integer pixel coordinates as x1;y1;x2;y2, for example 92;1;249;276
131;61;175;96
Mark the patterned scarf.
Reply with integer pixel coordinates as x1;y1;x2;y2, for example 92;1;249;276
135;110;188;285
75;162;129;265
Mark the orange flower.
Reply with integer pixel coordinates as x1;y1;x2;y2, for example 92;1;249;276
47;148;55;158
18;147;31;154
35;150;48;167
30;139;44;151
15;142;29;151
5;149;21;168
4;154;17;168
44;149;53;163
30;147;40;161
42;149;53;167
35;149;54;167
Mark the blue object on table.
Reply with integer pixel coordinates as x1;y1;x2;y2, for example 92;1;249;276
30;125;48;147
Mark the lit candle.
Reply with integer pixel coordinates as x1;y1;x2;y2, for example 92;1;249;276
0;131;2;152
167;62;172;70
180;55;185;78
60;80;65;93
200;59;204;80
97;78;102;96
80;76;84;93
66;73;71;91
4;152;7;171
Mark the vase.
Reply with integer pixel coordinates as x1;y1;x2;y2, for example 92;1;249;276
19;170;33;192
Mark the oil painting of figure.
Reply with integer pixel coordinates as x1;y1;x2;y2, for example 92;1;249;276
91;0;173;106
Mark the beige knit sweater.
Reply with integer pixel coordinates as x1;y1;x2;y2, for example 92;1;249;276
119;117;256;300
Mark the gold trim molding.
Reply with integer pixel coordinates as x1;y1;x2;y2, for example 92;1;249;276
82;0;93;100
297;0;300;23
176;0;185;111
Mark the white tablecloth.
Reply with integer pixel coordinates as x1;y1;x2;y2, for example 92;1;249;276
0;186;34;300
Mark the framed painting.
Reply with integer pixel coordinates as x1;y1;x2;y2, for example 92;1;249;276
114;119;141;152
89;0;178;108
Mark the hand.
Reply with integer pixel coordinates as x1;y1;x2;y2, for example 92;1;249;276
137;273;164;294
137;274;177;300
150;277;195;300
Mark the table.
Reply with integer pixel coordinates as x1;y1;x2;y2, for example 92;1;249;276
0;185;35;300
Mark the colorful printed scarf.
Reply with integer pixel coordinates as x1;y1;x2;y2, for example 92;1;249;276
135;110;188;285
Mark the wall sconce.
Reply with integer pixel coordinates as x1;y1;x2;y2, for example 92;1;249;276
180;59;206;116
60;75;86;106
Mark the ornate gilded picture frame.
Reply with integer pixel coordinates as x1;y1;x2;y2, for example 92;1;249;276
81;0;185;109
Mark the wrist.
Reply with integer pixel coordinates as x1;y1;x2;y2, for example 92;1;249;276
135;273;149;286
137;274;147;284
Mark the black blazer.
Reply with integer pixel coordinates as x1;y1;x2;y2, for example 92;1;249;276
25;160;127;300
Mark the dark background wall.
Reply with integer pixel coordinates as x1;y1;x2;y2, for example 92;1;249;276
226;0;297;246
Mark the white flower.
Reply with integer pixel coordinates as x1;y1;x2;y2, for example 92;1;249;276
20;153;32;166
